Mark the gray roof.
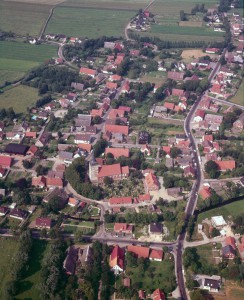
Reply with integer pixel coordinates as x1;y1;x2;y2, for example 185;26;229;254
76;114;91;127
150;222;162;233
59;151;73;160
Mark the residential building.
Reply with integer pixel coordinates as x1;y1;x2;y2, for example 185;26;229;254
105;147;129;158
233;112;244;129
127;245;150;258
79;67;97;78
145;173;159;192
63;246;79;275
109;196;132;206
98;163;129;182
0;156;12;168
149;249;163;261
109;245;125;274
152;288;165;300
114;223;133;234
203;278;221;292
9;208;29;220
35;217;52;229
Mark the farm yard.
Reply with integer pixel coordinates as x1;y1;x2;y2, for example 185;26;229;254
45;7;135;38
0;41;58;86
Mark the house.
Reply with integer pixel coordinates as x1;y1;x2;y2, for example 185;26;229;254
205;48;220;54
110;74;122;81
138;290;146;299
35;217;52;229
0;156;12;168
78;143;92;153
184;166;195;177
35;132;50;147
149;249;163;261
211;216;226;227
237;236;244;261
98;163;129;182
63;246;79;275
32;176;46;188
43;188;68;209
222;236;236;259
90;108;103;118
194;109;205;122
123;278;131;287
152;288;165;300
47;170;64;179
59;98;70;108
114;223;133;234
27;145;39;156
204;114;223;125
149;223;162;235
75;114;92;127
138;193;150;203
199;185;212;200
71;82;84;91
214;160;236;171
105;147;129;158
9;208;29;220
167;187;181;198
203;278;221;292
164;102;175;111
5;143;29;155
79;67;97;78
59;151;73;163
105;124;129;136
233;112;244;130
0;206;9;216
141;144;151;156
167;71;184;81
138;131;150;144
165;157;174;168
109;245;125;274
68;197;79;207
127;245;150;258
46;177;63;188
145;173;159;192
74;134;92;144
106;81;118;90
118;106;131;113
121;80;130;93
109;196;132;206
25;132;37;139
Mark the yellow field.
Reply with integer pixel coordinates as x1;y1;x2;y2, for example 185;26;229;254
181;49;218;63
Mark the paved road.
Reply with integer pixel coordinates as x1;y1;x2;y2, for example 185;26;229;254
175;48;227;300
209;96;244;110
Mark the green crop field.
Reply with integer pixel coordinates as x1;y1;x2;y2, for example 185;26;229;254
15;239;48;300
0;85;39;113
197;198;244;223
0;237;19;299
45;6;135;38
0;0;52;36
0;41;57;86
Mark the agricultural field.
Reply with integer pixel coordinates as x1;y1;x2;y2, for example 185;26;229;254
181;49;219;63
0;237;19;299
0;41;58;86
229;80;244;106
213;281;244;300
197;199;244;224
15;239;48;300
0;85;39;113
0;0;52;36
45;6;135;38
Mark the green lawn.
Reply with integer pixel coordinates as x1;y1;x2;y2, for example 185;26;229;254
127;258;176;293
0;85;39;113
45;7;136;38
15;239;48;300
0;41;58;86
229;80;244;106
0;237;19;298
0;0;51;36
197;199;244;223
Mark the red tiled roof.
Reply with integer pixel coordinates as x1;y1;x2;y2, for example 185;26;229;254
27;145;38;155
145;173;159;190
172;88;184;97
164;102;175;110
110;74;122;81
118;106;131;113
109;245;125;270
108;109;125;119
109;196;132;205
25;132;37;138
79;67;96;76
214;160;236;171
195;109;205;119
203;135;213;142
0;155;12;168
127;245;150;258
153;288;165;300
199;186;211;200
225;236;236;249
46;177;63;187
138;194;151;202
106;81;118;89
32;176;46;187
162;146;171;155
78;143;92;152
105;124;129;135
149;249;163;260
105;147;129;158
114;223;133;232
99;163;121;178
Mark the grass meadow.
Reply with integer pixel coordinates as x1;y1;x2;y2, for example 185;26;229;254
0;237;19;299
45;6;135;38
229;80;244;106
0;41;57;86
0;85;39;113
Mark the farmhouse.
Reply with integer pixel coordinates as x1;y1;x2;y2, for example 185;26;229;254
109;196;132;206
114;223;133;234
63;246;79;275
149;249;163;262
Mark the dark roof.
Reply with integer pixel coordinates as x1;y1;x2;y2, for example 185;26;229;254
150;222;162;233
222;245;236;256
35;217;52;228
63;246;79;275
5;143;29;155
204;278;220;290
9;208;29;219
43;188;68;208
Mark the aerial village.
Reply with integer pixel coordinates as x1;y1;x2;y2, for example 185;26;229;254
0;2;244;300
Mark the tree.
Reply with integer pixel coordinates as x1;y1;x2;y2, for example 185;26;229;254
204;160;219;178
93;115;101;124
103;176;113;186
22;160;33;169
211;228;220;237
190;290;205;300
170;147;181;159
93;139;108;158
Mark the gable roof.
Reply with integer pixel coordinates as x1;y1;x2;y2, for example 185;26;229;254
153;288;165;300
149;249;163;260
0;155;12;168
127;245;150;258
109;245;125;270
109;196;132;205
105;147;129;158
105;124;129;135
214;160;236;171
